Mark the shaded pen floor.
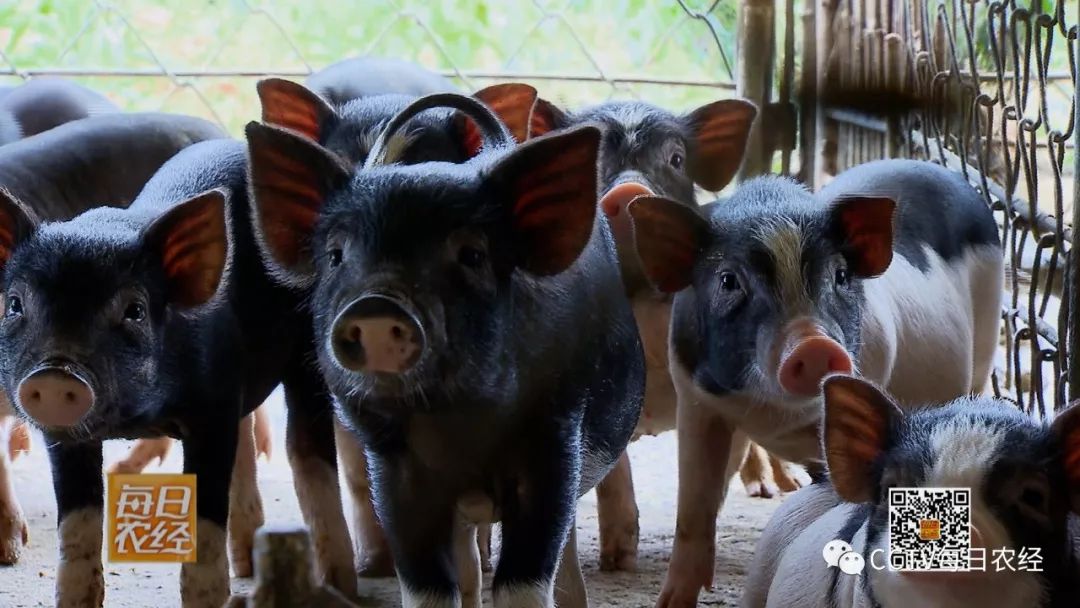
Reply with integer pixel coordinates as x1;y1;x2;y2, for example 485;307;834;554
0;387;785;607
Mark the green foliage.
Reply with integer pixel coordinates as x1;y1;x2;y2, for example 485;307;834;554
0;0;742;135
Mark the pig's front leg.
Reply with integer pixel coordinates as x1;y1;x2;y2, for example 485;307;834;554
334;419;394;578
596;450;639;571
656;403;740;608
0;415;28;564
48;439;105;608
227;412;264;577
180;423;237;608
370;460;459;608
492;429;580;608
284;363;357;597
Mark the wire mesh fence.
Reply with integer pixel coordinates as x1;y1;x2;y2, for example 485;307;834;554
814;0;1077;414
1;0;1076;412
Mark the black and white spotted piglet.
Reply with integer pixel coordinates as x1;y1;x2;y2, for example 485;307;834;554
744;375;1080;608
0;138;355;607
246;93;644;608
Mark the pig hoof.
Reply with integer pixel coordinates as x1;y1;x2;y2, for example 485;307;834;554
8;422;30;459
0;511;28;565
773;467;808;493
743;479;779;499
599;525;639;572
357;550;396;578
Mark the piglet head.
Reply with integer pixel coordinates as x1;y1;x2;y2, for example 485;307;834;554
0;188;228;436
629;178;895;404
248;92;600;409
532;97;756;294
822;375;1080;608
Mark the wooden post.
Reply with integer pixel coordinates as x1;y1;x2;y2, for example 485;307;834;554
736;0;777;180
226;526;362;608
798;0;818;184
814;0;839;186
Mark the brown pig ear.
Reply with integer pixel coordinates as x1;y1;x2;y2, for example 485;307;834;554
245;121;350;287
626;196;710;293
829;196;896;277
488;125;600;276
1051;401;1080;513
684;98;758;191
0;188;38;272
462;83;538;154
528;98;568;138
257;78;337;141
143;189;229;309
822;375;902;503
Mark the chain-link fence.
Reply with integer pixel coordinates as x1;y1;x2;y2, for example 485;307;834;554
1;0;1076;411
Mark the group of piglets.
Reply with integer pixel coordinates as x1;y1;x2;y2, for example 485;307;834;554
0;56;1074;608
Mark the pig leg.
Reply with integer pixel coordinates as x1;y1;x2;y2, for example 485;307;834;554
369;460;459;607
739;442;779;498
0;415;28;564
553;518;588;608
107;436;173;474
227;412;264;578
476;523;493;572
491;434;579;608
596;450;638;571
9;419;30;459
49;440;105;608
656;404;744;608
180;422;237;608
769;454;810;493
252;403;272;460
453;521;482;608
334;420;394;578
284;363;357;598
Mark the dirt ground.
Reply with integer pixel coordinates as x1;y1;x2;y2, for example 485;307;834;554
0;388;785;607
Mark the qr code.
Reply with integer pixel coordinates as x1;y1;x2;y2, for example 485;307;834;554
888;487;971;571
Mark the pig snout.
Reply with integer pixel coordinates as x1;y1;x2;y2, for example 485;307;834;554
331;294;425;375
777;331;853;398
16;365;95;428
599;182;654;219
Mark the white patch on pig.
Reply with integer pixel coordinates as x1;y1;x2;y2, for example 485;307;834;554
56;506;104;608
400;587;458;608
179;519;228;608
612;105;654;146
493;582;553;608
858;244;1003;407
755;217;810;315
287;442;357;598
360;128;417;165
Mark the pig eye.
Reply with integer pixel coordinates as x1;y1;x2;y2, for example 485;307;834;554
458;245;487;269
123;301;147;322
5;295;22;317
327;248;343;269
719;271;740;291
835;267;849;286
670;152;685;169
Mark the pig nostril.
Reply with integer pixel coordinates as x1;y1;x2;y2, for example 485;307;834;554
792;360;805;378
391;325;405;340
346;325;362;344
30;390;40;402
65;391;76;403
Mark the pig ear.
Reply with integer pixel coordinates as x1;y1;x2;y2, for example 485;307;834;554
627;196;710;293
460;83;538;154
143;189;229;309
684;98;758;191
1051;401;1080;513
828;196;897;277
488;125;600;276
246;121;350;287
0;189;38;273
257;78;337;142
528;98;568;138
822;375;902;503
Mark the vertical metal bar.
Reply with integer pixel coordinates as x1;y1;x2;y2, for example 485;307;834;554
736;0;778;179
1070;29;1080;403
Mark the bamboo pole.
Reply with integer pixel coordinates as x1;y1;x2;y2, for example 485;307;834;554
736;0;777;179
